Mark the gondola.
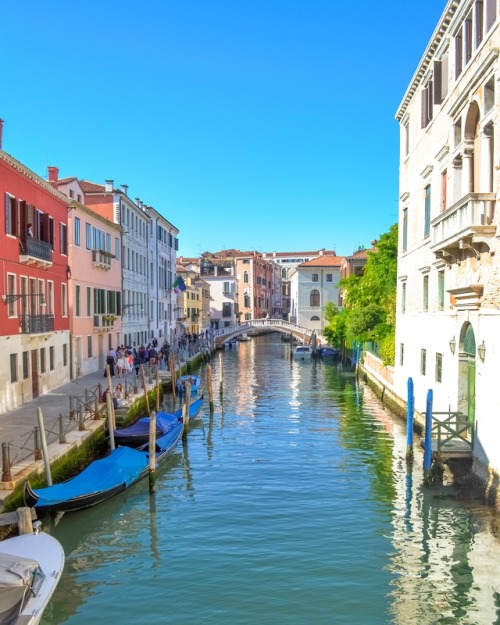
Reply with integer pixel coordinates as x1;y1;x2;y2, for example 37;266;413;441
176;374;201;394
113;395;204;448
24;419;184;514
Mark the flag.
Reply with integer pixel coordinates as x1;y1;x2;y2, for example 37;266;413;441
173;276;186;293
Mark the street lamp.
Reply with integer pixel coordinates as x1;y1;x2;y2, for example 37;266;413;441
477;340;486;362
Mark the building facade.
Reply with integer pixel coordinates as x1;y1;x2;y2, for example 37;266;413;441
394;0;500;480
0;138;71;413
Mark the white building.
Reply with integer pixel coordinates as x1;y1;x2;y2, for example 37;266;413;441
289;255;343;334
394;0;500;483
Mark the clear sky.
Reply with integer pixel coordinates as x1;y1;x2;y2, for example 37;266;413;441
1;1;446;258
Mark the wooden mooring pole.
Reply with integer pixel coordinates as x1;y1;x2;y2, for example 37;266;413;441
149;410;157;493
207;364;214;412
406;377;414;462
141;364;151;416
37;407;52;486
423;389;433;484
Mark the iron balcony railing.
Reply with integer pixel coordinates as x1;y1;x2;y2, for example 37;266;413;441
20;314;55;334
19;237;53;262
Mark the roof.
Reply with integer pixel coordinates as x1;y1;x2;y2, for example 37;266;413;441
299;256;344;268
57;176;78;185
79;180;108;193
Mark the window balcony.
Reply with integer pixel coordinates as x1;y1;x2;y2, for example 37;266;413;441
92;249;112;269
93;314;115;331
430;193;496;263
20;314;54;334
19;237;53;268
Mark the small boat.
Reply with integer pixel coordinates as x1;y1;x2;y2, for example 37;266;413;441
113;396;204;448
176;374;200;394
24;420;184;514
237;333;251;342
293;345;313;360
0;527;65;625
318;346;340;360
281;334;299;343
224;338;238;349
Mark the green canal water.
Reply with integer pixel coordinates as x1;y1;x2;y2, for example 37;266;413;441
43;334;500;625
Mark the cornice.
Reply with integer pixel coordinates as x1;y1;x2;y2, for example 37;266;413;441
0;149;69;204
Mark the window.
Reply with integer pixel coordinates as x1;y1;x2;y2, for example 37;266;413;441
400;343;404;366
438;271;445;311
63;344;68;367
326;274;332;282
75;285;81;316
74;217;81;246
421;80;433;127
420;349;427;376
22;351;29;379
435;353;443;383
222;302;232;317
223;282;230;295
115;237;120;260
455;31;463;78
69;189;74;199
61;284;67;316
402;209;408;252
5;194;18;236
85;223;91;249
244;294;250;308
87;287;91;316
40;348;46;373
464;13;473;64
424;185;431;237
312;274;319;282
423;275;429;312
59;223;68;254
401;283;407;314
244;271;249;283
49;346;55;371
10;354;17;383
6;273;16;317
310;289;320;307
440;170;447;212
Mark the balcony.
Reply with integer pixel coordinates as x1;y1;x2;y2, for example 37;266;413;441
20;314;54;334
92;249;113;270
430;193;497;263
93;314;116;331
19;237;53;268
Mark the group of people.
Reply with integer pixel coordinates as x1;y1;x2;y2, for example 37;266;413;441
104;341;171;378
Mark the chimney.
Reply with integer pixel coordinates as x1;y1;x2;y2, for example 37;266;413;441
0;119;3;150
105;179;114;193
47;166;59;188
121;184;128;196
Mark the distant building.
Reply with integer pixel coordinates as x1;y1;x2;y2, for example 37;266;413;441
289;255;344;333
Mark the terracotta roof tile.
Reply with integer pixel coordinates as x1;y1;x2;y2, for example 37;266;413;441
79;180;107;193
300;256;344;267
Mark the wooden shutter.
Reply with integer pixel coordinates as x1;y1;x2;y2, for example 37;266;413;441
433;61;443;105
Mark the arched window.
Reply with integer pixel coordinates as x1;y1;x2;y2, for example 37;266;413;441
311;315;320;321
310;289;320;307
244;271;249;284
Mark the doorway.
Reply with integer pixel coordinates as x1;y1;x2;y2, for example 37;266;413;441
457;322;476;436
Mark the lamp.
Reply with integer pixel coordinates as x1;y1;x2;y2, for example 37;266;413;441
477;340;486;362
2;293;46;305
449;336;456;355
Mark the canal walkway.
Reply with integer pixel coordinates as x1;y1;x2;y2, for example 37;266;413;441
0;357;192;507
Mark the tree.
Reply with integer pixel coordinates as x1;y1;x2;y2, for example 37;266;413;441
324;224;398;365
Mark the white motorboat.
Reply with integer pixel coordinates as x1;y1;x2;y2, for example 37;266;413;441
293;345;313;360
0;527;65;625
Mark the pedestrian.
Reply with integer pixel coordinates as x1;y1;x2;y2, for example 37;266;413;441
26;223;33;237
116;350;126;377
104;349;116;377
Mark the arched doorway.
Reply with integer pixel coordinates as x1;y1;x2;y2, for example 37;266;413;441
457;322;476;434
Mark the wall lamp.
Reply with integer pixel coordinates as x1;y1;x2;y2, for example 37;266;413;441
449;336;456;355
2;293;46;305
477;340;486;362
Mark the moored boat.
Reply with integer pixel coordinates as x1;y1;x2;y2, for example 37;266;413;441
292;345;313;360
176;374;200;394
114;396;204;448
24;419;184;514
0;527;65;625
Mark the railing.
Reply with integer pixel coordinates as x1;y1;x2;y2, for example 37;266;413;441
19;236;53;262
432;410;473;453
431;192;496;248
212;318;314;343
92;249;112;268
20;314;54;334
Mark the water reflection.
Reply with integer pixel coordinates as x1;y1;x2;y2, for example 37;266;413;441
44;334;500;625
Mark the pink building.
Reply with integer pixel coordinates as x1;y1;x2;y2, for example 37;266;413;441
52;172;123;376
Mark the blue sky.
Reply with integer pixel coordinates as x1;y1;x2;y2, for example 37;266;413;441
1;1;446;258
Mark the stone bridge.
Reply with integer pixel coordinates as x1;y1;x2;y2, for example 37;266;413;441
212;319;317;348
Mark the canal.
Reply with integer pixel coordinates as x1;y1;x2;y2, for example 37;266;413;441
43;334;500;625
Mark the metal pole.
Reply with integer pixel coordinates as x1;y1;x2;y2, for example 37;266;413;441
59;414;67;444
79;405;85;431
37;407;52;486
34;426;42;461
2;443;12;482
406;377;414;462
423;389;433;483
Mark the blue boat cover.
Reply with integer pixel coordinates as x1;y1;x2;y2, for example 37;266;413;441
32;446;149;506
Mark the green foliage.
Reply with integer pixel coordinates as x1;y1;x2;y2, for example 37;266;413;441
324;301;339;323
325;224;398;364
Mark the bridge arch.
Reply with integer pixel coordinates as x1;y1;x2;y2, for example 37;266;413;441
212;319;316;348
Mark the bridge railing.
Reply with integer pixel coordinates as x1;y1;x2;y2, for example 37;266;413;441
212;319;314;341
